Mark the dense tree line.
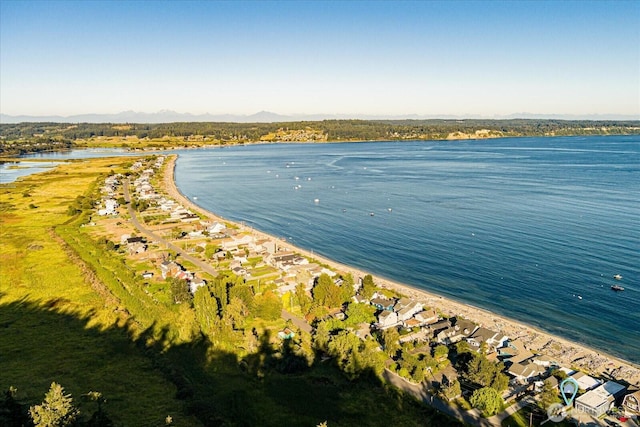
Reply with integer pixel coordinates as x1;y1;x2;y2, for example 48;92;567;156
1;119;638;146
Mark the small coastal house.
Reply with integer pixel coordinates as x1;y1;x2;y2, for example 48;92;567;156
127;241;147;255
370;297;395;311
437;318;477;344
394;298;423;321
622;390;640;415
574;381;626;418
277;328;295;340
413;308;438;325
377;310;399;329
428;319;452;334
500;339;551;366
466;327;507;353
160;260;181;279
571;371;602;391
399;328;430;344
189;277;207;294
436;326;459;344
352;294;368;304
98;198;119;216
507;362;544;384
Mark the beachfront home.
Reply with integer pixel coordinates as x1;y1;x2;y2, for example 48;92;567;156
622;390;640;415
574;381;626;418
571;371;602;391
435;318;477;345
466;327;508;353
498;338;525;357
429;319;452;334
208;221;226;234
370;296;395;311
377;310;399;329
413;308;438;326
394;298;423;321
507;362;545;384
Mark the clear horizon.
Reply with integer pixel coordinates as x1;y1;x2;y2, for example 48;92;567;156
1;1;639;118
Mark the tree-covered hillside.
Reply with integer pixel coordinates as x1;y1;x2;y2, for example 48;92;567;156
1;119;638;153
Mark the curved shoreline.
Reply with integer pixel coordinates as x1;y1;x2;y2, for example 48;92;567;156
163;154;640;385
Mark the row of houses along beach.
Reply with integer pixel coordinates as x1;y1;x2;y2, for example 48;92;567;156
94;153;640;424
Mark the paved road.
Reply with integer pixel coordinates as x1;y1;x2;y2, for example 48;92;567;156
124;179;314;335
123;180;219;278
281;309;313;334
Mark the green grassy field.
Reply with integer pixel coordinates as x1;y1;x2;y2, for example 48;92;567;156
1;157;459;426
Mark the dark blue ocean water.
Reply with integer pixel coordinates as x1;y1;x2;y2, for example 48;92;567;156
173;136;640;364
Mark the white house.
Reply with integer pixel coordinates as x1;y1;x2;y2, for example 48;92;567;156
208;222;226;234
394;298;423;321
413;309;438;325
189;278;207;294
571;371;602;391
377;310;399;329
574;381;626;418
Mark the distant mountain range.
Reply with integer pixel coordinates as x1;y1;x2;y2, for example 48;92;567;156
1;110;638;124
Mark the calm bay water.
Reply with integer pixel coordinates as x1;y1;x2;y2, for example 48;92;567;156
174;136;640;364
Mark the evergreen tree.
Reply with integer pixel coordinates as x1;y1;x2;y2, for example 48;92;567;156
361;274;376;299
470;386;502;417
30;382;79;427
539;378;561;410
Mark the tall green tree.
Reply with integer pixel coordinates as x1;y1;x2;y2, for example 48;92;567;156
538;378;561;410
441;379;462;401
339;274;355;303
229;284;255;312
470;386;502;416
344;303;376;326
226;297;250;330
30;382;79;427
253;290;282;321
312;273;341;307
169;278;191;304
295;283;312;314
193;286;218;334
381;327;400;357
361;274;376;299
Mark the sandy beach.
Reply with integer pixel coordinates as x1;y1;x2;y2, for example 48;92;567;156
162;154;640;386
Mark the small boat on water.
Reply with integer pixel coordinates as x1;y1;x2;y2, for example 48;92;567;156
613;274;623;280
611;284;625;292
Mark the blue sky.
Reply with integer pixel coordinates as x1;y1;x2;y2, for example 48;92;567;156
1;1;638;118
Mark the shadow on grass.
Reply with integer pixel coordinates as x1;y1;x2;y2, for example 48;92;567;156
0;294;459;427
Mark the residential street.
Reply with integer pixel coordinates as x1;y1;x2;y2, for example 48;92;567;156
124;178;312;334
123;179;218;278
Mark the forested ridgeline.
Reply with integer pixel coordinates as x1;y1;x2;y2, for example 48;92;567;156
1;119;638;154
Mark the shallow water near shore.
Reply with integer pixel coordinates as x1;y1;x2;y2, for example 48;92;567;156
174;135;640;364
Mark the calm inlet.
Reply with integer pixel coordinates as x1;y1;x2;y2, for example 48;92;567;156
174;135;640;364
